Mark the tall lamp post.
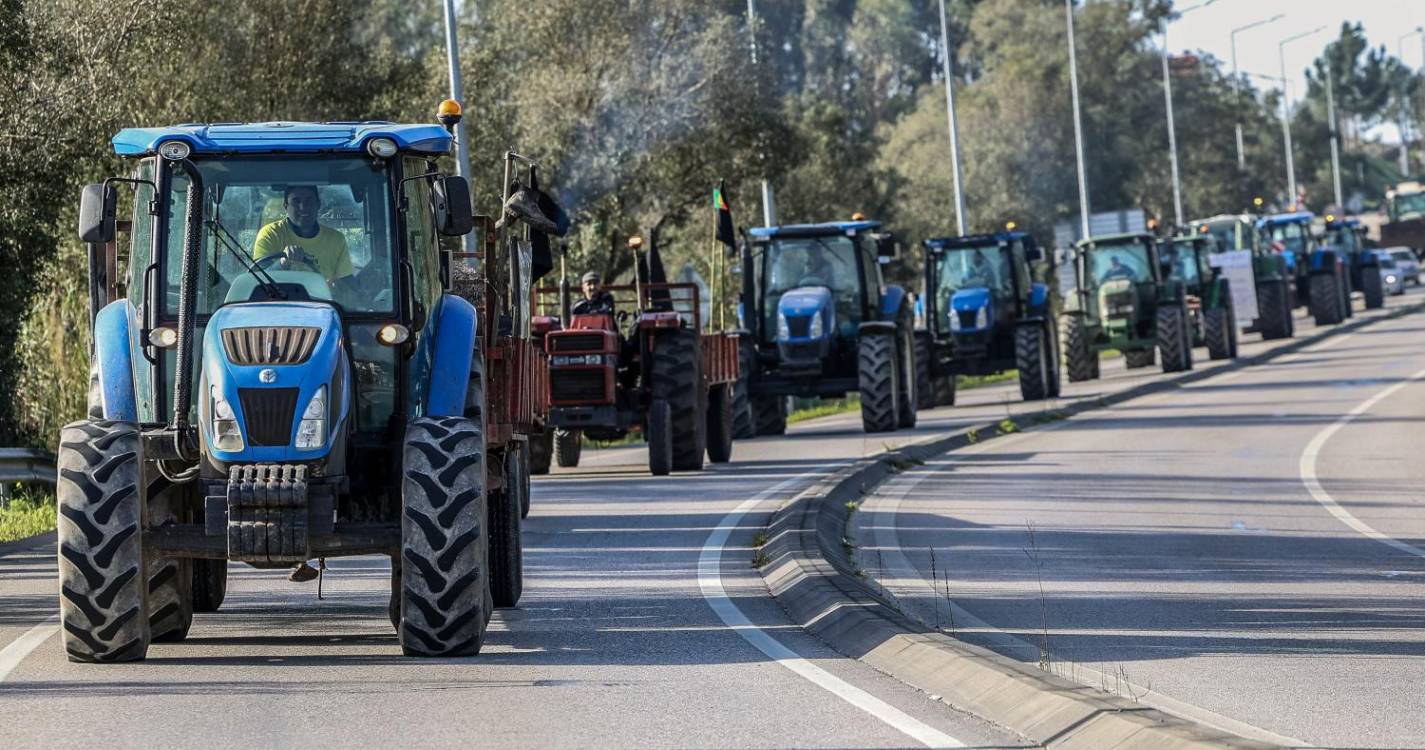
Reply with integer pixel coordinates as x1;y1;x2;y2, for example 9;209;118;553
1279;27;1324;210
937;0;968;235
441;0;475;253
1230;14;1285;170
1160;0;1216;229
1397;28;1424;178
1326;68;1343;207
1066;0;1090;240
746;0;776;226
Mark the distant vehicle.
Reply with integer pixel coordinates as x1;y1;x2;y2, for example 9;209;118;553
1160;233;1238;360
1257;211;1317;310
1382;181;1425;257
1374;250;1407;296
1321;215;1383;313
1386;247;1421;286
1191;214;1294;340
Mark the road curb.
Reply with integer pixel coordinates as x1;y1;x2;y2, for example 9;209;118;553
0;532;51;560
757;301;1424;749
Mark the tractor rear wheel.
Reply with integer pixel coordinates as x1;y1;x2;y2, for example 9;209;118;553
1204;307;1234;361
1361;266;1385;310
1157;303;1193;373
515;441;531;519
706;384;734;464
752;395;786;436
913;331;934;410
648;400;673;476
652;330;706;471
398;416;489;657
1310;273;1345;325
1256;279;1293;340
554;429;582;468
933;375;956;407
1124;348;1156;369
1061;314;1098;382
895;322;917;429
57;419;149;663
191;558;227;613
858;333;899;433
147;476;193;643
732;338;756;439
1015;323;1051;401
528;428;553;475
489;448;524;609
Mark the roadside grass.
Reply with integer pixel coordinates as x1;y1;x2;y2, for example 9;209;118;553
0;486;55;543
591;432;643;448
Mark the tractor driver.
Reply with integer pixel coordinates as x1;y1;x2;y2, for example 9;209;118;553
964;251;999;289
254;185;355;288
799;247;836;287
1100;256;1138;283
572;271;616;316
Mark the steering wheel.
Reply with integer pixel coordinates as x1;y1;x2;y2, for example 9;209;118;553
256;247;322;275
615;310;632;325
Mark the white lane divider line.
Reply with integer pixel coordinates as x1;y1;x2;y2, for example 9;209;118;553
0;615;59;682
1300;364;1425;560
698;471;967;749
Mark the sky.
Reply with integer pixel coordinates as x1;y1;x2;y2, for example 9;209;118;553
1166;0;1425;143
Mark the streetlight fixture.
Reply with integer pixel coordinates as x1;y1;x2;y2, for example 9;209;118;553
1066;0;1091;241
938;0;968;236
1397;28;1423;177
1230;14;1285;170
1160;0;1216;229
1279;26;1325;210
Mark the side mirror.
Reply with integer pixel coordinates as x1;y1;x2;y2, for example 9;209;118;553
433;175;474;236
875;233;897;258
79;183;117;243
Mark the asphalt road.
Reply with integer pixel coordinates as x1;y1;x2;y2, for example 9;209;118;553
855;291;1425;749
0;289;1416;749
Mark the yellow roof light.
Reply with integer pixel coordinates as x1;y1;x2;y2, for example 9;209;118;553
437;99;463;128
1253;196;1264;206
1325;214;1336;222
1005;221;1017;231
628;236;644;250
851;212;867;221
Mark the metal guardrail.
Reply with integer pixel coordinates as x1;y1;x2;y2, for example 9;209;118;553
0;449;56;505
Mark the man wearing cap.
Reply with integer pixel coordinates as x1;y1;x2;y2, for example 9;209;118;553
572;270;616;315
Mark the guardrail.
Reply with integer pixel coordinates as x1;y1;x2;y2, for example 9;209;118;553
0;448;56;507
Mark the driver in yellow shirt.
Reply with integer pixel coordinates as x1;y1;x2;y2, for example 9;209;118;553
253;185;354;283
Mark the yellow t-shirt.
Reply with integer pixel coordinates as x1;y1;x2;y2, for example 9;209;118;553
253;219;353;281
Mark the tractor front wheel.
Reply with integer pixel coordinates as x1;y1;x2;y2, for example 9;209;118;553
648;400;673;476
1256;279;1293;340
1203;307;1235;361
1015;322;1052;401
652;330;706;471
751;395;786;436
1124;348;1156;369
858;333;899;433
913;331;934;410
1157;303;1193;373
529;428;553;475
554;429;582;468
706;384;734;464
1361;266;1385;310
1061;314;1098;382
732;338;756;439
895;323;918;429
933;375;956;407
1310;273;1345;326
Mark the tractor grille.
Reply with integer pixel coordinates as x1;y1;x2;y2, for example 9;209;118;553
222;327;321;366
786;315;812;338
956;310;979;329
237;388;299;446
550;333;606;353
550;370;607;403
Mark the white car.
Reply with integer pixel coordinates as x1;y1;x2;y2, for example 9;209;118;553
1385;247;1421;286
1374;251;1407;296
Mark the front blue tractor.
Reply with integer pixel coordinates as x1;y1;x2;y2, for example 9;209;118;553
918;232;1059;406
1256;211;1316;311
1322;215;1382;314
58;108;519;663
733;220;918;435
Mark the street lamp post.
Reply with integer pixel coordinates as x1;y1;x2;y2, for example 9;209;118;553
441;0;475;253
1066;0;1091;240
1326;70;1343;207
938;0;968;236
1230;14;1285;170
1279;27;1324;210
1160;0;1216;230
1397;28;1423;177
746;0;776;226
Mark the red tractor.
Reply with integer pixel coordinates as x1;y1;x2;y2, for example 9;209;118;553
536;238;739;475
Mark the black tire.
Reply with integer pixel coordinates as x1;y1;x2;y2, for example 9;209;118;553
489;448;523;609
752;395;786;436
1157;303;1193;373
706;384;734;464
398;416;489;657
913;331;934;410
57;419;149;663
1045;318;1062;398
933;375;956;407
528;428;552;476
191;558;227;613
1060;313;1098;383
732;337;756;439
1256;279;1292;340
1124;348;1156;369
1203;307;1234;361
648;399;673;476
1015;323;1051;401
1310;273;1345;325
147;476;193;643
651;330;706;471
1361;266;1384;310
895;325;917;429
858;333;898;433
554;429;582;468
515;440;531;519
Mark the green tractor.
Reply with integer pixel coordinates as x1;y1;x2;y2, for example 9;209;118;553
1159;233;1239;360
1191;214;1294;340
1058;232;1192;380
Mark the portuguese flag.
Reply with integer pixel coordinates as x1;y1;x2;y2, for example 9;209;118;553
714;181;736;250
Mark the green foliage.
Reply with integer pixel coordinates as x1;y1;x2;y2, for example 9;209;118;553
0;487;56;543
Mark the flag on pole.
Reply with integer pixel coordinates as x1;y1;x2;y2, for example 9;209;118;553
714;181;736;251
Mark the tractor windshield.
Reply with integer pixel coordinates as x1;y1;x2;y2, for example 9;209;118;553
151;156;398;317
1322;225;1361;252
1266;222;1309;256
1388;192;1425;222
1161;241;1201;286
761;235;862;334
1201;220;1249;252
935;245;1012;298
1086;240;1151;285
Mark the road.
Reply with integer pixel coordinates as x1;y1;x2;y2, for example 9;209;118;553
0;291;1417;749
855;294;1425;749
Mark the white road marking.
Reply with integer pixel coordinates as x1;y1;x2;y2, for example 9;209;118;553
1299;364;1425;560
0;615;59;682
698;470;967;749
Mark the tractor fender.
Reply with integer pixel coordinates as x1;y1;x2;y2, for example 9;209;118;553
426;294;479;418
93;300;138;421
879;284;908;321
1025;282;1051;318
1309;248;1340;275
858;320;899;336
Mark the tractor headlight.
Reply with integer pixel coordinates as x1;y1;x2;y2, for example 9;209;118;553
807;313;823;338
295;385;327;449
949;310;962;331
777;310;791;340
974;306;989;329
209;385;244;452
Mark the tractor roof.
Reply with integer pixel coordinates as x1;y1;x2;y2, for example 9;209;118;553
1191;214;1255;227
1256;211;1315;228
1075;231;1153;249
111;121;452;157
748;220;881;239
923;231;1031;250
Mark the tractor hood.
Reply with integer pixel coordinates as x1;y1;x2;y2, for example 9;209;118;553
948;287;992;334
779;286;831;318
200;302;351;464
776;286;834;342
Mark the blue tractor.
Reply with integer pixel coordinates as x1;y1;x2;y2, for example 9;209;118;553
1256;211;1317;312
62;105;524;661
917;231;1059;406
732;220;917;434
1321;215;1383;316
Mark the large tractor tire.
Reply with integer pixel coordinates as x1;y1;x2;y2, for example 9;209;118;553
706;383;734;464
752;395;786;436
57;419;149;663
1045;317;1062;398
1309;273;1346;326
1361;266;1385;310
913;331;935;411
528;428;553;476
398;416;489;657
489;448;524;609
647;400;673;476
895;324;918;429
191;558;227;613
146;477;193;643
652;330;706;472
1256;279;1293;340
1015;322;1052;402
1060;313;1099;383
858;333;899;433
554;429;582;468
1157;303;1193;373
514;441;531;519
731;338;756;439
1203;307;1235;361
1124;348;1156;369
933;375;956;407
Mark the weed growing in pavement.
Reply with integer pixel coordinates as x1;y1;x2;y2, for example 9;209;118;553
928;547;940;630
996;417;1020;435
841;535;856;554
752;531;769;548
965;427;980;443
1023;520;1052;671
884;453;924;473
751;550;770;568
845;500;860;512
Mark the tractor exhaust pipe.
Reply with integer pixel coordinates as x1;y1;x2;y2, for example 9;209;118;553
170;158;204;460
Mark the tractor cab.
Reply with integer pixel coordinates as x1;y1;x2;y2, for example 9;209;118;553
1072;232;1162;337
1162;233;1240;359
1160;234;1218;298
1195;214;1258;254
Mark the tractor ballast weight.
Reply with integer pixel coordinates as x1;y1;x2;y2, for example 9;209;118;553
1191;214;1294;341
62;111;536;663
735;220;918;435
919;231;1060;406
1160;234;1239;361
1057;232;1192;382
